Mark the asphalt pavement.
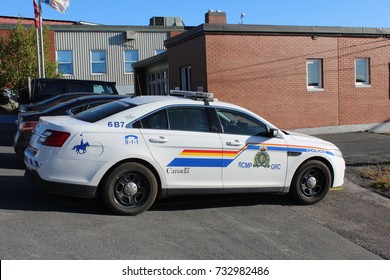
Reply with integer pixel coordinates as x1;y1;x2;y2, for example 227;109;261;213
0;109;389;259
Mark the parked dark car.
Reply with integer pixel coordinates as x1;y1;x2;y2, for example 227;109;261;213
19;92;101;113
14;95;126;157
19;78;119;104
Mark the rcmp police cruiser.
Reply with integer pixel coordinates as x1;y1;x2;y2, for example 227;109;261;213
25;90;345;215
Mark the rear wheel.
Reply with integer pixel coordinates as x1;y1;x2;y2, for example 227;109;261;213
102;162;158;215
290;160;332;205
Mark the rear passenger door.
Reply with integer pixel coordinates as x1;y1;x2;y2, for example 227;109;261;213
139;106;223;192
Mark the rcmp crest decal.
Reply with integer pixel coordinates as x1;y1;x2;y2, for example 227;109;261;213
253;145;270;168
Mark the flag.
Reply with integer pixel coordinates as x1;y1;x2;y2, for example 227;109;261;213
33;0;40;28
41;0;70;14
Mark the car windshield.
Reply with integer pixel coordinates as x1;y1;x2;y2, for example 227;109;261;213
73;99;136;122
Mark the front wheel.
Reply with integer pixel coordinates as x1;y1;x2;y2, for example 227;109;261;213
290;160;332;205
102;162;158;215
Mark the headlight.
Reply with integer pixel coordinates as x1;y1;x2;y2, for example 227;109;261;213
331;149;343;158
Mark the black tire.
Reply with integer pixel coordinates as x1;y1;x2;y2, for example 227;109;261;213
290;160;332;205
102;162;158;215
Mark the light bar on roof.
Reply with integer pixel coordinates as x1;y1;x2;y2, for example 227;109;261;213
169;90;214;100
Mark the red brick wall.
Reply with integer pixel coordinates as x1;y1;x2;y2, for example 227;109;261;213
168;35;207;90
204;34;341;129
165;28;390;129
338;37;390;125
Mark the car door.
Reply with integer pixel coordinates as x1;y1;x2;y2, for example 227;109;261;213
216;108;288;191
139;106;223;192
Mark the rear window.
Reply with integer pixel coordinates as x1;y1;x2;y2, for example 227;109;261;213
73;100;136;123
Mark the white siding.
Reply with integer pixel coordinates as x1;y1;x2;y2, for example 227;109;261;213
55;31;168;94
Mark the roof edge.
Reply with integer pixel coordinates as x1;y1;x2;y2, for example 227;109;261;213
165;23;390;47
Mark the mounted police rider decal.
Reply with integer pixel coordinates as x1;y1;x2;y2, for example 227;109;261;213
72;136;89;154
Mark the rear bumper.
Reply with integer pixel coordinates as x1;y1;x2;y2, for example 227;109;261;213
25;169;97;199
14;131;31;157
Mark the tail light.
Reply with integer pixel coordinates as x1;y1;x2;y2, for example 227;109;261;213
38;130;70;147
18;121;38;132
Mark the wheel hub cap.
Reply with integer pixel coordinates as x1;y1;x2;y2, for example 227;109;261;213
123;182;138;196
306;177;317;188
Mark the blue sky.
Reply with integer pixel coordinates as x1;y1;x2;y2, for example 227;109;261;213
2;0;390;28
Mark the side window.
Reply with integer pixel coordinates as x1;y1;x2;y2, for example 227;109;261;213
70;105;87;115
57;50;73;75
167;107;210;132
91;50;107;74
355;58;370;86
70;102;107;115
140;110;168;129
217;109;268;136
306;59;323;90
124;50;139;74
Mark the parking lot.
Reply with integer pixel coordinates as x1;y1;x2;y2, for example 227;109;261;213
0;114;389;259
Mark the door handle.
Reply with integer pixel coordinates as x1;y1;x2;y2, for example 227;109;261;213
149;136;168;143
226;140;243;146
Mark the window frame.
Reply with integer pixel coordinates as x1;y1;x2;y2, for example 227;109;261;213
124;50;139;74
180;65;191;91
355;58;371;87
91;50;107;75
306;59;323;91
56;50;73;75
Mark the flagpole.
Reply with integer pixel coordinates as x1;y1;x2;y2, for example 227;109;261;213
34;0;42;78
38;0;45;78
35;27;42;78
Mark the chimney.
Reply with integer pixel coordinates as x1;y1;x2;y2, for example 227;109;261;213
205;10;227;24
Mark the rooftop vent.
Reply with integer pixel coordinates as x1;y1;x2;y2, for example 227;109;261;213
149;16;184;27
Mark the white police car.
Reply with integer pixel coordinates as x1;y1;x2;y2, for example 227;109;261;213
24;91;345;215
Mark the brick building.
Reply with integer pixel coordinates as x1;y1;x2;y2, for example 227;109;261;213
135;11;390;132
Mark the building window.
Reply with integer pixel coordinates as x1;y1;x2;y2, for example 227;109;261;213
124;50;139;73
180;66;191;91
57;50;73;75
306;59;323;90
355;58;370;86
91;50;107;74
148;69;168;95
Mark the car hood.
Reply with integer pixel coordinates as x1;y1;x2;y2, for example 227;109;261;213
283;130;339;150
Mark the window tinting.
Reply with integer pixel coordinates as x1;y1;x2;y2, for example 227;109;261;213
217;109;268;136
140;110;168;129
167;107;209;132
74;100;136;123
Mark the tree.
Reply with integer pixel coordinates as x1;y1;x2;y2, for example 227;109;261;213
0;22;60;94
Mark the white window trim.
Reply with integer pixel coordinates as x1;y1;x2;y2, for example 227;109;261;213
91;50;107;75
56;50;73;76
306;59;323;91
124;50;139;74
355;58;371;87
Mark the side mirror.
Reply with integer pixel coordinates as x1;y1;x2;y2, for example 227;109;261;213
269;128;279;138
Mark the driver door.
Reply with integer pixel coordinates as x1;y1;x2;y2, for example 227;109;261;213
216;108;288;190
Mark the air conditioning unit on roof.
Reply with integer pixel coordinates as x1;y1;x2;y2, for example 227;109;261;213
125;31;136;40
